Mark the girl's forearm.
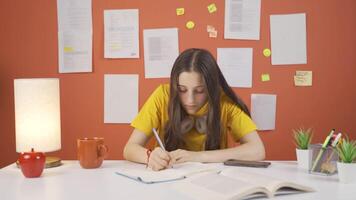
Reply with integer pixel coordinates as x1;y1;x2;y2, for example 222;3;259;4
197;142;265;163
123;143;149;164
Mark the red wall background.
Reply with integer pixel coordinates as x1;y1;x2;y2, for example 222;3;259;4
1;0;355;168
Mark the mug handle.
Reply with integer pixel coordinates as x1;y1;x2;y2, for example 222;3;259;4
98;144;109;160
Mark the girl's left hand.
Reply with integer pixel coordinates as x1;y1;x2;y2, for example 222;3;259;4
169;149;199;165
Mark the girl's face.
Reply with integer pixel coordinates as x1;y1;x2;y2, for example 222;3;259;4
177;71;208;115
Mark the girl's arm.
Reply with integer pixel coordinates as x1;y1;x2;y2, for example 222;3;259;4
123;129;171;170
169;131;265;164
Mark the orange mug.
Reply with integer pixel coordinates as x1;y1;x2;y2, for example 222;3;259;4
77;137;108;169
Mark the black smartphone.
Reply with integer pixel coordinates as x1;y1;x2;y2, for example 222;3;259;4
223;159;271;168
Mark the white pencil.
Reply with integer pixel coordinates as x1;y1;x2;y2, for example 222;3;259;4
152;128;166;151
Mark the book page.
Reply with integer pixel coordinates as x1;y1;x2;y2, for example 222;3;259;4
269;182;315;196
115;161;219;183
173;172;269;200
221;168;314;196
221;168;281;192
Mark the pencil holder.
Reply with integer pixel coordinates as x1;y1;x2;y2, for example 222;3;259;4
309;144;338;175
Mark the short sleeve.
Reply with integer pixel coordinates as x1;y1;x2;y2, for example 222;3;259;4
226;101;257;141
130;85;167;136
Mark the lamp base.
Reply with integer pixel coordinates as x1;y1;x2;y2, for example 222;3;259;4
45;156;62;168
17;156;62;168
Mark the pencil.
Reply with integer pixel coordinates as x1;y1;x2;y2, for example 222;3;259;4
152;128;166;151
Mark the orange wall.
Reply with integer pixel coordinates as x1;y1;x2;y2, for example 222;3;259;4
1;0;355;168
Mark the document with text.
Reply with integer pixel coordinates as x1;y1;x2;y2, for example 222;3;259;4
224;0;261;40
143;28;179;78
57;0;92;73
104;9;139;58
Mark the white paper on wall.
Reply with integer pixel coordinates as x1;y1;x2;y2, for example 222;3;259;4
104;9;139;58
143;28;179;78
57;0;92;31
270;13;307;65
58;31;92;73
224;0;261;40
104;74;139;124
57;0;93;73
217;48;253;88
251;94;277;130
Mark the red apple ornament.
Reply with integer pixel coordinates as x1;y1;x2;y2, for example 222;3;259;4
18;148;46;178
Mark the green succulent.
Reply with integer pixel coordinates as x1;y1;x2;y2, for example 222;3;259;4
293;127;313;150
336;137;356;163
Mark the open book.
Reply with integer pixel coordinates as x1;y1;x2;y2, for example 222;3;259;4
115;161;220;184
173;168;314;200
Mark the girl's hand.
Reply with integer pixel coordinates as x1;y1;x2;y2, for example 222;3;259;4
169;149;200;165
147;147;171;171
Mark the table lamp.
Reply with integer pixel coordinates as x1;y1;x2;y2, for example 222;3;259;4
14;78;62;178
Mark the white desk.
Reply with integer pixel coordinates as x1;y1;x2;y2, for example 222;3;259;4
0;160;354;200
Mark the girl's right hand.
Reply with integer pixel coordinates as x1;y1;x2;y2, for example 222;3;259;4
147;147;171;171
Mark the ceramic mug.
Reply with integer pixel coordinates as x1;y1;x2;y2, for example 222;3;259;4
77;137;108;169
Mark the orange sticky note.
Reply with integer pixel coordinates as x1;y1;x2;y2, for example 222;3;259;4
176;8;185;16
207;3;217;13
207;25;215;32
294;71;312;86
209;30;217;38
261;74;270;82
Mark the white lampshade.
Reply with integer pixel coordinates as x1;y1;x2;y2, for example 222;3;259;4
14;78;61;153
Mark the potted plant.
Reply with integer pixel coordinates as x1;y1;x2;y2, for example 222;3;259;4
293;127;313;170
336;137;356;183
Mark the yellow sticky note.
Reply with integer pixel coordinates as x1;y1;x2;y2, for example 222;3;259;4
176;8;185;16
263;48;271;57
186;21;195;29
294;71;312;86
64;46;74;53
261;74;270;82
207;3;217;13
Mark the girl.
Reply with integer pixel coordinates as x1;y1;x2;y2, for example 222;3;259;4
124;48;265;171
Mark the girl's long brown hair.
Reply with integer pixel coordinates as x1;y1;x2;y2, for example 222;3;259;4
164;48;250;151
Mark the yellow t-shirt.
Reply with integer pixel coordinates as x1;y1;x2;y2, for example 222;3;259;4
131;84;257;151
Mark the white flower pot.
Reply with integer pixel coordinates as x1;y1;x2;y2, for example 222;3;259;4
337;162;356;184
296;149;311;170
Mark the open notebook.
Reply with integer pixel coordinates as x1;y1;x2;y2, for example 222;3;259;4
173;168;314;200
115;161;221;184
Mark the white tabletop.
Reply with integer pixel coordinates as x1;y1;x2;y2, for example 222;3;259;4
0;160;354;200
